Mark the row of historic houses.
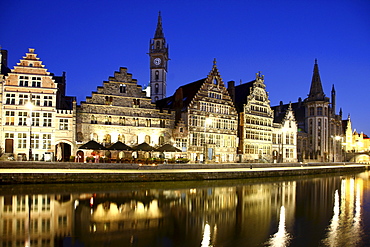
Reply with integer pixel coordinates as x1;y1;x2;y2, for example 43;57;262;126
0;14;345;164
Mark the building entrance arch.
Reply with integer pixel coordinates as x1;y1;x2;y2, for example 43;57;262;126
55;142;72;162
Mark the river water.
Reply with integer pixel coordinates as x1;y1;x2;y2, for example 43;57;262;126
0;171;369;247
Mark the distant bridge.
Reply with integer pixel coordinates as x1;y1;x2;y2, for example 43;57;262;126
345;152;370;163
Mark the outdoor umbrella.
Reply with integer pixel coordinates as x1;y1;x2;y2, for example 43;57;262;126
133;142;156;151
156;143;182;152
108;141;133;151
79;140;107;150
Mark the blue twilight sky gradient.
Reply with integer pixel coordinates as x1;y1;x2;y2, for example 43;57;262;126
2;0;370;134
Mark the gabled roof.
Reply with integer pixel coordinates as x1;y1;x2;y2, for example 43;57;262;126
234;80;254;112
156;78;205;110
271;100;305;124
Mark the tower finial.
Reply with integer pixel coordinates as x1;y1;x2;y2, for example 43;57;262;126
213;58;217;67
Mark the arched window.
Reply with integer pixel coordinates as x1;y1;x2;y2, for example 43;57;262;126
91;115;97;124
103;134;111;145
213;78;218;85
156;41;160;49
118;134;125;143
92;133;98;141
145;135;151;144
317;107;323;116
155;71;159;81
120;84;126;93
159;136;164;146
155;83;159;94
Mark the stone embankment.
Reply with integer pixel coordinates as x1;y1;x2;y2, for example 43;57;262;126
0;161;367;184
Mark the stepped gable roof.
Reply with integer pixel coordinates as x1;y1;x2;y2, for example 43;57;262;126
233;80;255;112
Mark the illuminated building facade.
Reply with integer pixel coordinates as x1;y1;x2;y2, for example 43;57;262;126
342;116;370;163
230;72;298;162
274;60;344;162
75;66;174;159
231;72;274;162
157;60;238;163
271;103;298;163
0;48;75;161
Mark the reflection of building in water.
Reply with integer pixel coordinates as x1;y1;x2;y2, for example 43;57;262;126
74;191;172;246
322;176;364;246
0;194;73;247
232;181;296;246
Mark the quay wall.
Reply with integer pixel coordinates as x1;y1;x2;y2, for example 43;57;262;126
0;161;367;184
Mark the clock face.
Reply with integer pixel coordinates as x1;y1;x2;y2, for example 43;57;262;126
154;58;161;65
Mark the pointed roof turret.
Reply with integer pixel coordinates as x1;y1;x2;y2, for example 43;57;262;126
154;11;164;38
307;59;326;101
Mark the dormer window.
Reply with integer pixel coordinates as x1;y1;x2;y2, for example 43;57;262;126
29;63;33;67
120;84;126;93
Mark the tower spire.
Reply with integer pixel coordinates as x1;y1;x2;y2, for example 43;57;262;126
307;59;325;101
154;11;164;38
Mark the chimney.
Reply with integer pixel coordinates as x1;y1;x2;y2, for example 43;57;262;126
227;80;235;103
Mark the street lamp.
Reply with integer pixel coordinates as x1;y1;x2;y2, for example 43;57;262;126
26;101;33;161
280;127;287;163
203;117;212;163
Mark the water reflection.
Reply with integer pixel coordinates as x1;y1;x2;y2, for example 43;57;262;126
322;177;364;246
266;206;291;247
0;171;369;247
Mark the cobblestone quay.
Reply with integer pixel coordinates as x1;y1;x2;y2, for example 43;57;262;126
0;161;367;184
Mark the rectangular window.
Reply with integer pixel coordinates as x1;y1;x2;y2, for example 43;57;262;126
31;134;40;149
5;111;15;125
31;77;41;87
32;112;40;126
43;96;53;107
17;133;27;148
42;134;51;149
18;94;29;105
133;99;140;108
19;76;29;86
18;112;28;126
5;93;16;105
31;95;41;106
59;119;68;130
43;113;52;127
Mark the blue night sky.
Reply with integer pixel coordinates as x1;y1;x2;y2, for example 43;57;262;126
2;0;370;134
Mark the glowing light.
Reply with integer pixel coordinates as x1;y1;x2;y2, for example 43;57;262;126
201;223;211;247
266;206;291;247
90;196;94;207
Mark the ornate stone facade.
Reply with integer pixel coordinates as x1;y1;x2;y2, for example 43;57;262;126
0;48;75;161
231;72;275;162
76;67;174;159
157;60;238;163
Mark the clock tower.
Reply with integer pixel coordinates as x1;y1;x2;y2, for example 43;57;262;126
149;12;169;102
